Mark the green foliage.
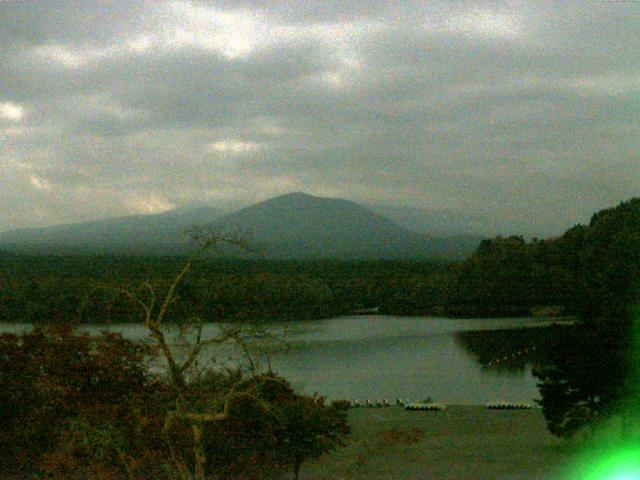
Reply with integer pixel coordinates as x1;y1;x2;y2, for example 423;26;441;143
0;256;450;323
571;198;640;320
533;322;632;438
447;235;574;317
194;373;349;480
448;198;640;320
275;394;350;479
532;198;640;439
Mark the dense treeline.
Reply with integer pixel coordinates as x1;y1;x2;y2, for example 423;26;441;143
446;235;577;317
448;197;640;320
0;254;452;323
530;198;640;438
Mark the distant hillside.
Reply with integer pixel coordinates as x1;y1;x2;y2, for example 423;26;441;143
212;192;481;259
0;206;221;255
0;193;482;259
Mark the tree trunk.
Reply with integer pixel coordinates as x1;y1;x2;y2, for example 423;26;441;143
192;423;206;480
293;458;302;480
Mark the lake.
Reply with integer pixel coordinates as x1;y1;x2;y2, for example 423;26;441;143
0;316;569;405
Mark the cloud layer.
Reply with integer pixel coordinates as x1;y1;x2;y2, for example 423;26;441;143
1;0;638;236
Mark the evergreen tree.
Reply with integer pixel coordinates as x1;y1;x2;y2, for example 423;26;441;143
534;198;640;438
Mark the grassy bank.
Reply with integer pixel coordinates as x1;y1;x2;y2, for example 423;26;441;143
304;406;577;480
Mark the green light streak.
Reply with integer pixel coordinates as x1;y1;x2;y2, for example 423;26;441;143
571;446;640;480
564;304;640;479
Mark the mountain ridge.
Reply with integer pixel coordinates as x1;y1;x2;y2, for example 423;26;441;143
0;193;482;259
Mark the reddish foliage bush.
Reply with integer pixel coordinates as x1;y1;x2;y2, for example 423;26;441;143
0;326;166;477
0;329;350;479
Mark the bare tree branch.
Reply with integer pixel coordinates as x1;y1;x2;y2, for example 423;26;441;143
179;325;241;374
107;229;261;479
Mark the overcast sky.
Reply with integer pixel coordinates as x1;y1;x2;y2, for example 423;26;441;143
0;0;638;236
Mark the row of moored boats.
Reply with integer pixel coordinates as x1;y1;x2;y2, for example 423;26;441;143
343;398;532;411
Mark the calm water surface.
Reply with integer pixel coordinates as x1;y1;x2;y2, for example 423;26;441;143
0;316;566;404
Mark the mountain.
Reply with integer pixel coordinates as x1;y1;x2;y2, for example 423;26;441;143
0;193;482;259
0;206;221;255
212;192;481;259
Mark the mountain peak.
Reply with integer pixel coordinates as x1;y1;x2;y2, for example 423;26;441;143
255;192;345;209
281;191;313;198
271;192;321;202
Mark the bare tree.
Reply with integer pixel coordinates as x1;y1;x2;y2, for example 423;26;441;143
115;231;271;480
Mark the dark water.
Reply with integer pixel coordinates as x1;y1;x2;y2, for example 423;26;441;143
264;316;566;404
0;316;570;404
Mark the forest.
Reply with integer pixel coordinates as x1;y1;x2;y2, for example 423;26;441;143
451;198;640;321
0;255;452;323
1;198;638;325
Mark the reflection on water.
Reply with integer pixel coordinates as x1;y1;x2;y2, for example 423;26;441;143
0;316;573;404
455;326;573;373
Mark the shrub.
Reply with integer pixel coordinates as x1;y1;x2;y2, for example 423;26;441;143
0;329;350;479
197;372;350;480
0;326;158;476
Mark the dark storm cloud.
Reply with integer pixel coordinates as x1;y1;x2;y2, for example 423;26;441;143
0;0;638;235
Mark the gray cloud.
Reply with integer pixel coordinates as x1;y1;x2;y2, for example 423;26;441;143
0;0;638;236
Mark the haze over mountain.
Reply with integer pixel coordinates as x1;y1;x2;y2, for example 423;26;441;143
365;204;492;237
0;206;221;255
0;193;482;259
